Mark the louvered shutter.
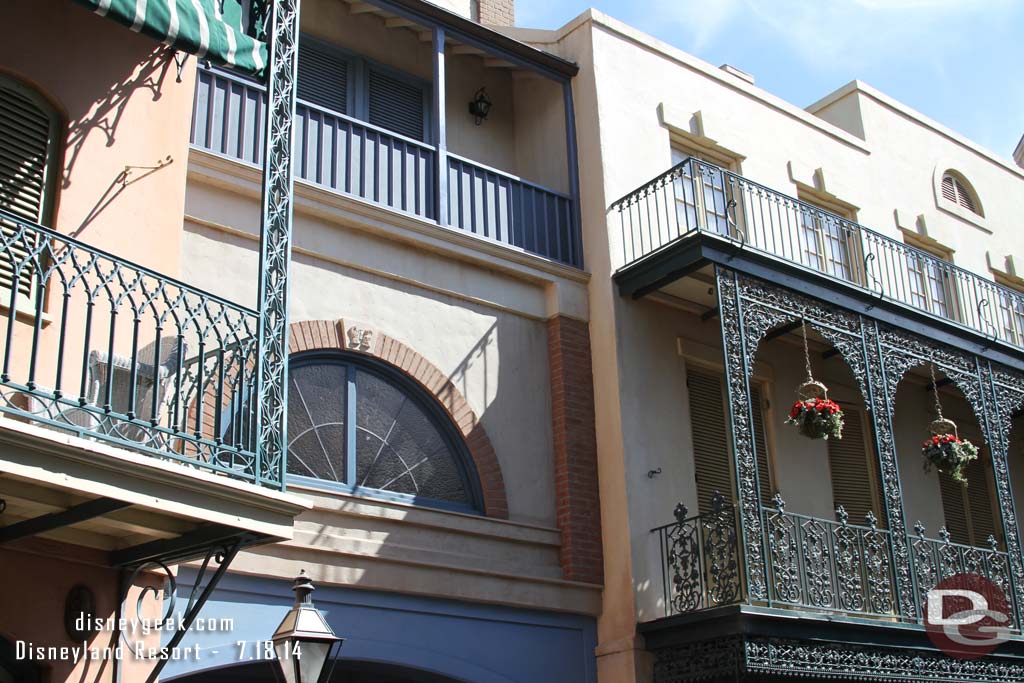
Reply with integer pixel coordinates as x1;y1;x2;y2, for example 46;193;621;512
367;68;426;141
750;384;774;505
939;425;998;548
0;81;54;297
941;175;957;203
959;426;998;547
828;407;882;527
687;367;732;513
954;177;978;213
939;465;972;546
297;37;349;114
687;367;773;513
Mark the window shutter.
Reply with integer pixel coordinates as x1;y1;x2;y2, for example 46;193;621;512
687;367;732;514
0;81;53;296
296;37;348;114
750;383;774;505
954;177;977;213
939;468;971;546
687;367;773;513
827;407;882;527
367;68;426;141
965;454;998;546
941;174;957;203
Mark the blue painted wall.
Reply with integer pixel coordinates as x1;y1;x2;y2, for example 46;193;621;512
161;570;597;683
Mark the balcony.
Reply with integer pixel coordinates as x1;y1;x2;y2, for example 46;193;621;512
0;208;274;488
652;493;1016;627
192;63;582;268
612;158;1024;356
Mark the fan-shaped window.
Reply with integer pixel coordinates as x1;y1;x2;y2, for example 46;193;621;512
941;171;981;215
285;351;482;512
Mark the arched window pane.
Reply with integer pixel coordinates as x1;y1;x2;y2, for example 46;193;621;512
283;354;476;509
355;370;468;503
287;362;347;480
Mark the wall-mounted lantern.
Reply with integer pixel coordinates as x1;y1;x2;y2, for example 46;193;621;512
468;88;492;125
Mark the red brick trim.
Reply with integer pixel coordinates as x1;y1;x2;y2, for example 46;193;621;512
289;319;509;519
548;316;603;584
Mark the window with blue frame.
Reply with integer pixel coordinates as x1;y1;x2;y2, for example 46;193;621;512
284;351;482;512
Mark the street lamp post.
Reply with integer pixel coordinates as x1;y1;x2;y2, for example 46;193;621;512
271;571;343;683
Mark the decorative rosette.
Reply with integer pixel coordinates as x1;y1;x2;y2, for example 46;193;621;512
921;418;978;486
786;380;844;440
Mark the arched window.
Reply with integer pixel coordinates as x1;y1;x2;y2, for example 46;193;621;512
285;351;483;512
940;171;981;216
0;74;61;296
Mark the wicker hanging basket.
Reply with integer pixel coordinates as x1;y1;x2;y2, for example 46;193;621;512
797;380;828;401
929;417;958;437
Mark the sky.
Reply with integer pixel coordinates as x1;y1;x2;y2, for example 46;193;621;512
515;0;1024;160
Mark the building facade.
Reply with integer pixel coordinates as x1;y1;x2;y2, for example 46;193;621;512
503;9;1024;683
0;0;600;682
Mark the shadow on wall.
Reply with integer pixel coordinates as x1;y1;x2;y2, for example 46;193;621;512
62;45;174;190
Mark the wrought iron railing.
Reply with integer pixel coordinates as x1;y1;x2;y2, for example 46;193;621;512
908;521;1017;629
613;158;1024;350
192;65;581;267
654;494;1023;630
652;493;743;615
763;496;896;617
0;208;278;487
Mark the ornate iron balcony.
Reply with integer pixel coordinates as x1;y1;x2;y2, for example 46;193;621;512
653;492;1018;631
613;158;1024;351
0;208;280;488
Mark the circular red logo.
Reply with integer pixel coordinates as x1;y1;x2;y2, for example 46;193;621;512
924;573;1012;659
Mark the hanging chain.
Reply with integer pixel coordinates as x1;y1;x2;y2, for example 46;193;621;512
929;362;944;420
802;317;814;382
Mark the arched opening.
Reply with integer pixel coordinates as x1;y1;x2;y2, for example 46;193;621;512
892;366;1000;548
941;170;983;216
746;321;882;523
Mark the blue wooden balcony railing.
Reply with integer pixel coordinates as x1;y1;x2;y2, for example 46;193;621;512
0;208;278;488
192;66;581;268
653;494;1017;630
613;157;1024;350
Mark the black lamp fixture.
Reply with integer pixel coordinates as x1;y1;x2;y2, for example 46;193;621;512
468;87;492;125
271;571;344;683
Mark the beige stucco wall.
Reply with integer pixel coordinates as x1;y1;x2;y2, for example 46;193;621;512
183;170;568;528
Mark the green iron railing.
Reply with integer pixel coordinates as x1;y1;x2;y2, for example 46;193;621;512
0;208;278;488
613;158;1024;350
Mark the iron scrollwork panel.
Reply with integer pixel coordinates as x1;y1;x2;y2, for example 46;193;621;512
717;268;874;602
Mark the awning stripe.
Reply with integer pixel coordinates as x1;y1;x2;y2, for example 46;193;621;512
73;0;267;74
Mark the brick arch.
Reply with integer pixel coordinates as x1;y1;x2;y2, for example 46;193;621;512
288;319;508;519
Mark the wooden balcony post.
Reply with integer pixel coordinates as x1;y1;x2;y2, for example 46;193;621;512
433;26;448;226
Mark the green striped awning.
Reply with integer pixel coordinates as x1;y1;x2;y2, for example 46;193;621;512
74;0;267;74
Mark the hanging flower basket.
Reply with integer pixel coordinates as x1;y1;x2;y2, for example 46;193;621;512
787;394;845;440
921;418;978;486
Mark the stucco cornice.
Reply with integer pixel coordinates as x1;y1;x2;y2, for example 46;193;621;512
808;80;1024;181
506;9;871;155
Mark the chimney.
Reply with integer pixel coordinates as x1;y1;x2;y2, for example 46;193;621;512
477;0;514;26
1014;134;1024;170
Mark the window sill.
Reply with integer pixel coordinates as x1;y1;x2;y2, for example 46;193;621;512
936;198;990;233
0;300;52;327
